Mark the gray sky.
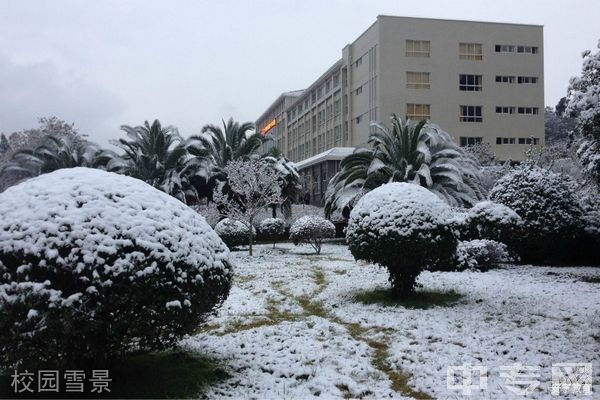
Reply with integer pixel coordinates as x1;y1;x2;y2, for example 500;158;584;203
1;0;598;146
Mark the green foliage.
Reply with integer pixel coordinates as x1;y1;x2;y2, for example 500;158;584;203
346;183;457;298
325;115;484;218
289;216;335;254
489;166;583;264
214;218;256;249
100;119;201;204
1;135;99;179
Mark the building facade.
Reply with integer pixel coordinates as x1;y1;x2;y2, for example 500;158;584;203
256;15;544;206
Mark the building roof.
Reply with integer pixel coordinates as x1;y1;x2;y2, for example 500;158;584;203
293;147;355;170
256;90;305;123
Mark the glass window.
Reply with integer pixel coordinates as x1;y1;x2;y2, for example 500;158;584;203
406;103;431;120
517;76;538;84
495;44;515;53
459;74;482;91
496;75;515;83
460;105;483;122
460;136;483;146
495;106;515;114
406;40;430;57
459;43;483;60
406;72;431;89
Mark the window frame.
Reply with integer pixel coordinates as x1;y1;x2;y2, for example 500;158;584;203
406;103;431;121
406;40;431;57
406;71;431;89
459;42;483;60
459;74;483;91
460;105;483;122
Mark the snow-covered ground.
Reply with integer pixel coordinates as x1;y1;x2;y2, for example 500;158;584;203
182;242;600;399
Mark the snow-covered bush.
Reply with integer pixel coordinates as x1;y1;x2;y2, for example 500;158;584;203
289;215;335;254
259;218;286;248
489;166;583;264
346;183;457;298
0;168;233;369
215;218;256;249
566;41;600;184
454;240;512;271
465;201;523;246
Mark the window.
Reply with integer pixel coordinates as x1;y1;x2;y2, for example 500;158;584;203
496;106;515;114
311;92;316;104
326;80;331;92
459;74;482;91
497;137;516;144
406;72;430;89
495;44;515;53
459;43;482;60
406;40;430;57
355;57;362;67
406;103;431;120
333;73;340;87
518;107;539;115
517;46;538;54
496;75;515;83
355;86;362;95
517;76;538;84
460;136;483;147
356;115;361;124
460;106;482;122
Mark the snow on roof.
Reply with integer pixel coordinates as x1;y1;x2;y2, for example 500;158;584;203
293;147;355;170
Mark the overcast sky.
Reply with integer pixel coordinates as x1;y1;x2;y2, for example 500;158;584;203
1;0;598;146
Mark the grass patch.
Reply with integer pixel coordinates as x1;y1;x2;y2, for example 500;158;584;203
353;288;463;309
369;341;432;399
108;351;228;399
0;351;228;399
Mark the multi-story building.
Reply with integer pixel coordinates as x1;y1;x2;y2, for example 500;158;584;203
256;15;544;205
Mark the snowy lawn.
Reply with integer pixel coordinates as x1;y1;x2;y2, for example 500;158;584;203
183;242;600;399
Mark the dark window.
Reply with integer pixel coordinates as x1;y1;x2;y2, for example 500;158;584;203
459;74;482;91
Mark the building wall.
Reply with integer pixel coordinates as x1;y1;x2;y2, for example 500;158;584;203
375;16;544;161
256;15;545;170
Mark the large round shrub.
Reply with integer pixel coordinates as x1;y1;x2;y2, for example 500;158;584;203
289;215;335;254
465;201;522;247
489;167;583;264
214;218;256;249
346;183;457;298
259;218;286;248
0;168;233;369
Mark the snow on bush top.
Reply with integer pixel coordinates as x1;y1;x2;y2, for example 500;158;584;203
259;218;285;235
347;182;451;238
289;215;335;238
0;168;232;279
215;218;256;236
489;167;582;233
467;201;522;226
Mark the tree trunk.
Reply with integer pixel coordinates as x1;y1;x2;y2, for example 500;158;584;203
248;218;253;256
271;204;277;218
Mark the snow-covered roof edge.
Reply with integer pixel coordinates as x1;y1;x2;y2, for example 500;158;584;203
293;147;355;170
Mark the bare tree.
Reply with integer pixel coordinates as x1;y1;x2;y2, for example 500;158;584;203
212;160;283;255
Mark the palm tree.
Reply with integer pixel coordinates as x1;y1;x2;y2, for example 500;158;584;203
187;118;267;199
100;119;200;204
325;115;485;217
0;134;100;180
